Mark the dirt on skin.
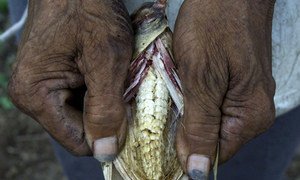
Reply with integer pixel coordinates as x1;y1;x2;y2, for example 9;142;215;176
0;8;299;180
0;9;66;180
1;77;300;180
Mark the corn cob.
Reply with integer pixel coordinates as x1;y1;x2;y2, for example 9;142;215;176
103;1;184;179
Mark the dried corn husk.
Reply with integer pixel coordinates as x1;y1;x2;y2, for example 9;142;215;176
103;1;184;180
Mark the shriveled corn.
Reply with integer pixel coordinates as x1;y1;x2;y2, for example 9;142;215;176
103;1;184;180
135;67;170;179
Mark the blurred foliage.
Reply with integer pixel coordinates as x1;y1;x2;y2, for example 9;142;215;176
0;1;14;110
0;96;13;109
0;0;8;13
0;73;13;110
0;73;7;87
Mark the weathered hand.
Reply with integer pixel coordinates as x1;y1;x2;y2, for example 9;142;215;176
8;0;133;161
174;0;276;178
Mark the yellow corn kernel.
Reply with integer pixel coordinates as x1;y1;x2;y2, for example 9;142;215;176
134;67;170;179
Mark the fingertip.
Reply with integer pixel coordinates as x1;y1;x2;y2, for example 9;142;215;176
83;94;128;152
93;136;118;162
187;154;210;180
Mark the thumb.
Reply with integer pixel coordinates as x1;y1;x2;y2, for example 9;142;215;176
174;41;227;179
84;90;127;162
76;0;133;161
78;32;133;162
176;94;221;179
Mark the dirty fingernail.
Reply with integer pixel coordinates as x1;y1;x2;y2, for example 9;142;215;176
93;136;118;162
187;154;210;180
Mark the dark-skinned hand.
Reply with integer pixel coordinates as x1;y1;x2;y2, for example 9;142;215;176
8;0;133;161
9;0;276;179
173;0;276;179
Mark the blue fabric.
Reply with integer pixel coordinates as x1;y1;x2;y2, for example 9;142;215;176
209;106;300;180
49;107;300;180
49;139;104;180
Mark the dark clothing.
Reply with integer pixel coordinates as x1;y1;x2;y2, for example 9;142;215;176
212;106;300;180
50;106;300;180
49;139;104;180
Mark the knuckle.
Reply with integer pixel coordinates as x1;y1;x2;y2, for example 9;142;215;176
221;116;244;136
186;118;219;134
220;117;252;154
183;118;219;156
84;95;125;128
185;130;219;143
8;69;50;115
85;107;124;127
8;73;28;109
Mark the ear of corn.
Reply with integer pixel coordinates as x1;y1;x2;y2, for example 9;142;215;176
103;1;184;179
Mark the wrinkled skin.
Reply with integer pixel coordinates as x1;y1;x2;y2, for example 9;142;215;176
9;0;276;177
8;0;133;155
174;0;276;173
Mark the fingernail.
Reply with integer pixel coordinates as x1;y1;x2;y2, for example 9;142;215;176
187;154;210;180
93;136;118;162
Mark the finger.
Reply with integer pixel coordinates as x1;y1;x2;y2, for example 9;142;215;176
38;87;92;156
218;23;276;162
78;8;133;161
9;61;91;156
220;83;275;162
83;90;128;162
8;17;93;155
173;44;228;179
80;49;130;162
173;15;231;178
176;94;221;179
